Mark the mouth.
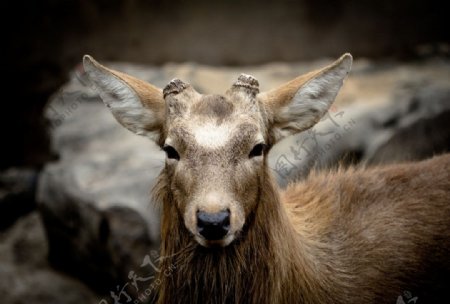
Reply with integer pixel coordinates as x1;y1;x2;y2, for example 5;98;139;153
194;233;235;247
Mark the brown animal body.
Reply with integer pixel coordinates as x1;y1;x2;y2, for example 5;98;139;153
155;155;450;304
83;54;450;303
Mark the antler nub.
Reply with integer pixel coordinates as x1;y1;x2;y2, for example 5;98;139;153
232;74;260;95
163;79;189;98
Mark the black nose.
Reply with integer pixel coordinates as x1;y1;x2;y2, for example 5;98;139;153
197;210;230;241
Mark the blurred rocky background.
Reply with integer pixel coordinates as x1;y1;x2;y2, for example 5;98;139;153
1;0;449;303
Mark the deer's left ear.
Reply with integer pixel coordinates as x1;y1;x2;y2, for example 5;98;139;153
259;53;352;142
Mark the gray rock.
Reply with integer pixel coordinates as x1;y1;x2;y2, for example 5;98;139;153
0;168;38;230
368;108;450;165
0;212;100;304
38;96;162;293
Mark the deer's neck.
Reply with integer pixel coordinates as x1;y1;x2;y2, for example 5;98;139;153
156;170;327;304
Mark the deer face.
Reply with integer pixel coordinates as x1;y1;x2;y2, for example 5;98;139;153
159;76;268;246
83;54;352;247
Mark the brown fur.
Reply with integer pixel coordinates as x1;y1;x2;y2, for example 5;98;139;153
154;154;450;304
191;95;234;121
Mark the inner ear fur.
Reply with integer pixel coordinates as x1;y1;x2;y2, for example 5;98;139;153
83;55;166;142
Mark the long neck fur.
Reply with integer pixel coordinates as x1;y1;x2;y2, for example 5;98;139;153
154;167;331;304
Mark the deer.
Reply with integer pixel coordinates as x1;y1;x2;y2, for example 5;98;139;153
83;53;450;304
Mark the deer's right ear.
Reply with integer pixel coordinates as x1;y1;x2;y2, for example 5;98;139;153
83;55;165;142
258;53;352;143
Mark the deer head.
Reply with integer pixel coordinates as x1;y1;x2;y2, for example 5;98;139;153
83;54;352;247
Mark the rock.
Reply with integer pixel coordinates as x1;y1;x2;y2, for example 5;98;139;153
0;168;38;230
0;212;100;304
38;76;162;294
368;109;450;165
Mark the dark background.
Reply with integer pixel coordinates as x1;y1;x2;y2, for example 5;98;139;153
2;0;449;170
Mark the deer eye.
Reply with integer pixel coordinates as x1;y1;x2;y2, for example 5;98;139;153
163;145;180;160
249;143;266;158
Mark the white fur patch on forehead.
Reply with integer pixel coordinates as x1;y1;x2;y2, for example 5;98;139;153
192;122;232;148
